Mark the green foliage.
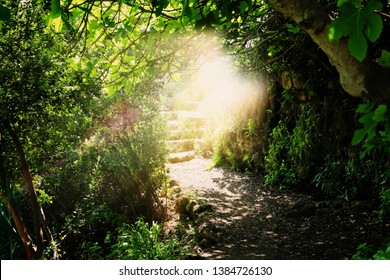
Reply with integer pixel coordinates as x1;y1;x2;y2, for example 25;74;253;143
210;93;267;172
0;4;11;22
1;0;172;259
314;155;383;199
378;50;390;67
1;0;388;259
44;101;169;258
36;189;53;206
352;242;378;259
85;114;168;220
373;243;390;260
352;102;390;159
381;189;390;206
264;120;292;186
51;0;61;18
0;201;24;259
328;0;383;61
107;219;185;260
353;240;390;260
286;23;301;35
264;106;319;188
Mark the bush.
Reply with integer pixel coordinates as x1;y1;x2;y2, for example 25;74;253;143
210;90;270;172
41;99;169;259
264;105;319;188
352;241;390;260
107;219;186;260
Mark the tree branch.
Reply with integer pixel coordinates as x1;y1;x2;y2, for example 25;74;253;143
268;0;390;103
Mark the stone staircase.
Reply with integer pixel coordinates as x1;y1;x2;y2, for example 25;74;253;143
161;110;209;163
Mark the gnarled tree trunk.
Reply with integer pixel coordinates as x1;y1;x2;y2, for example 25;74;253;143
268;0;390;103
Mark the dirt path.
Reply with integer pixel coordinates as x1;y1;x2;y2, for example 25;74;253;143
168;157;390;260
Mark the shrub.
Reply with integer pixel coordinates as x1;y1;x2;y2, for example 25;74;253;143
41;99;169;259
352;241;390;260
107;218;185;260
264;105;319;188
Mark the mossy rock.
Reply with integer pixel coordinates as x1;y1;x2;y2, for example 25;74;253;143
176;196;190;215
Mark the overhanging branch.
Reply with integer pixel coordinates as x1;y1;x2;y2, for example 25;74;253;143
268;0;390;103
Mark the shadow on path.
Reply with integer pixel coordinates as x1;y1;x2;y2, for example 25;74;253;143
168;158;390;260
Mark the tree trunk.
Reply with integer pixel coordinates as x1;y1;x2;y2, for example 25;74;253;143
1;120;58;259
0;134;34;259
268;0;390;103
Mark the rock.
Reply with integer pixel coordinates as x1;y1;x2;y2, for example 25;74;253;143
169;180;180;187
171;185;181;194
176;196;190;215
193;203;214;217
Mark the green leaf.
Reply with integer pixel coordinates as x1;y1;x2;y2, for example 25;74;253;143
365;0;383;11
328;3;358;42
377;50;390;67
287;23;300;34
337;0;359;7
366;123;377;140
328;0;383;60
88;20;100;31
154;0;168;17
239;1;249;15
352;128;367;145
181;0;191;17
0;5;11;22
348;33;367;61
363;11;382;42
51;0;61;18
380;189;390;202
373;249;390;260
356;102;376;113
372;105;387;122
359;111;375;125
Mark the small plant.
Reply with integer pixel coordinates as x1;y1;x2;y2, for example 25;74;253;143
352;242;377;260
352;102;390;159
352;240;390;260
107;218;187;260
264;110;318;188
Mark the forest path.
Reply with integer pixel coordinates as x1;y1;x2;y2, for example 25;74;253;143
168;157;389;260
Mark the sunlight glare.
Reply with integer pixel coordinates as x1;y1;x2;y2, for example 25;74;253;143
189;40;265;130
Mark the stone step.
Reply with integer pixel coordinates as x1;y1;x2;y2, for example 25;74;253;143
167;117;206;130
174;101;202;111
168;151;195;163
194;139;213;157
168;128;205;140
162;110;207;120
175;111;207;119
167;139;194;153
179;117;207;130
160;111;179;121
167;119;181;130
